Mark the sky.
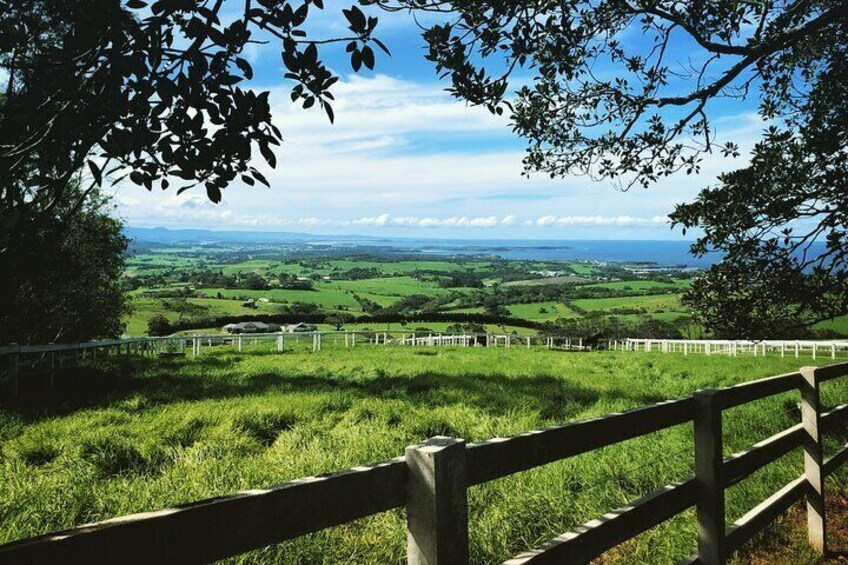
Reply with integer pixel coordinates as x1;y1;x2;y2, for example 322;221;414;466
113;3;767;240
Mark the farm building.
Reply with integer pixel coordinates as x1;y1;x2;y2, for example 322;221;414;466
223;321;281;334
284;322;318;333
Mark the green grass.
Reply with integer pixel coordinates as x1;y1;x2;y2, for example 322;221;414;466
580;279;691;291
571;292;687;314
506;302;579;320
566;262;597;275
815;315;848;335
2;349;846;563
198;286;359;308
126;297;285;336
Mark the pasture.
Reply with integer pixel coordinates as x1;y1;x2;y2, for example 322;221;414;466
2;348;846;563
570;293;687;314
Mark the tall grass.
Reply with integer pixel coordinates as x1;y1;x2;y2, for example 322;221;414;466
1;348;846;563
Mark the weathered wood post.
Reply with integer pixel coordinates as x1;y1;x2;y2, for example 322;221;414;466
49;344;56;388
801;366;827;554
405;436;469;565
796;341;801;359
7;344;20;400
694;389;726;565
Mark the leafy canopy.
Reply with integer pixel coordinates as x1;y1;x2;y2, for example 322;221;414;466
0;0;388;252
376;0;848;336
0;182;129;344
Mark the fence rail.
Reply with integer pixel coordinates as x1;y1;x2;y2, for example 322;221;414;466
619;338;848;359
1;363;847;564
6;332;848;402
1;331;594;400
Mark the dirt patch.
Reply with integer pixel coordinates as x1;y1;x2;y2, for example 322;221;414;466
733;485;848;564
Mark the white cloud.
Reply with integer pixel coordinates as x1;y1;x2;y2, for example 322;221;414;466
527;215;669;227
114;73;769;237
351;214;509;228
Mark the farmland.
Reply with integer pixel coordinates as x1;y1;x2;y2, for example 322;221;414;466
120;238;848;340
121;239;703;337
2;348;847;563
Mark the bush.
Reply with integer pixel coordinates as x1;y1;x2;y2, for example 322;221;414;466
147;314;172;336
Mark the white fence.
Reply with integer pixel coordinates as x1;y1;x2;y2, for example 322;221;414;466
5;333;848;401
0;331;591;400
618;338;848;359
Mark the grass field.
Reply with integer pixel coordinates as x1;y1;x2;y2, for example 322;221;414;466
2;349;846;563
571;293;687;314
506;301;580;320
126;297;286;335
815;315;848;335
581;279;691;291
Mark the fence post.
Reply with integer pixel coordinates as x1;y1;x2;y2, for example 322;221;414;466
800;366;827;554
7;344;20;400
49;343;56;388
694;389;726;565
405;436;469;565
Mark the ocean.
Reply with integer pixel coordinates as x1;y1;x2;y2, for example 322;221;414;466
326;238;721;268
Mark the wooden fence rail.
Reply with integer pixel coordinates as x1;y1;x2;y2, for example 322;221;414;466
2;363;848;564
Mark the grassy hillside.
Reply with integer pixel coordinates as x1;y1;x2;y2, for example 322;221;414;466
2;349;846;563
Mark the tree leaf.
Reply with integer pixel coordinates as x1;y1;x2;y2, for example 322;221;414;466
87;160;102;186
235;58;253;80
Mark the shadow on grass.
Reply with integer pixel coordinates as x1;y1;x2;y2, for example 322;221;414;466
4;353;668;425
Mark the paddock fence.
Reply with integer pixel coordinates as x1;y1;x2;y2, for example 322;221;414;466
4;333;848;401
0;331;587;400
1;363;848;564
617;338;848;359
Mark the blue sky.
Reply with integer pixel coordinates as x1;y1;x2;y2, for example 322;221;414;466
114;3;766;240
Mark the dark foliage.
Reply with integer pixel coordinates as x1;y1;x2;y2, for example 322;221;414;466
672;25;848;338
379;0;848;336
147;314;172;337
0;183;128;343
0;0;388;257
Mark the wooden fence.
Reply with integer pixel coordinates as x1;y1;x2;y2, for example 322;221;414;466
1;363;848;564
